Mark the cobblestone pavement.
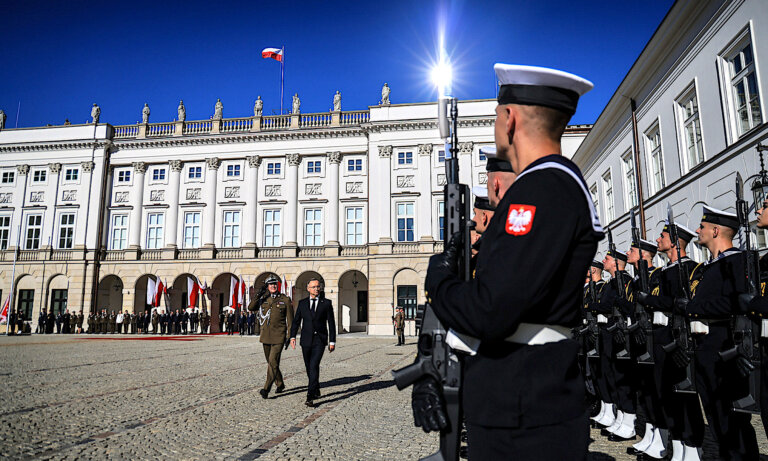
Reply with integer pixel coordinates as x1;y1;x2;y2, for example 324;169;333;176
0;333;765;460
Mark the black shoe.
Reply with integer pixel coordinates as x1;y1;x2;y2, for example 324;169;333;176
600;429;613;437
608;433;634;442
275;385;285;393
259;389;268;399
312;390;321;399
626;447;643;455
305;399;314;407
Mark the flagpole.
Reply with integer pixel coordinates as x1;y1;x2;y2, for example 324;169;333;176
280;46;285;115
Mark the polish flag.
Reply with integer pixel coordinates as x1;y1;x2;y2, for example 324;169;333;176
146;277;157;306
154;278;166;307
229;276;240;309
262;47;283;62
0;295;9;324
188;276;200;309
238;276;246;308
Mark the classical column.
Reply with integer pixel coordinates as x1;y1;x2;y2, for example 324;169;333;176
284;153;300;251
372;145;393;253
202;157;220;253
417;144;434;243
244;155;261;256
458;141;474;185
43;163;61;251
128;162;147;255
326;152;341;254
164;160;182;257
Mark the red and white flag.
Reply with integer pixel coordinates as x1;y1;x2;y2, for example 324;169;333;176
0;295;9;324
229;275;240;309
239;276;246;308
262;47;283;62
154;277;166;307
188;276;200;309
146;277;157;306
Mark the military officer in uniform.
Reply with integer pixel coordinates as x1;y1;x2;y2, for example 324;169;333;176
201;309;210;334
422;64;601;460
249;275;293;399
393;307;405;346
685;206;758;460
76;311;84;334
37;310;46;334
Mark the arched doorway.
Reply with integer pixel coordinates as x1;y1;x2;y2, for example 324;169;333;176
14;274;36;324
97;275;124;315
210;272;238;333
338;270;368;333
134;274;160;315
170;274;200;315
294;271;324;304
393;268;420;336
47;274;69;318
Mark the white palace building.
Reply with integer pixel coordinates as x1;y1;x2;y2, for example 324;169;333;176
0;93;589;335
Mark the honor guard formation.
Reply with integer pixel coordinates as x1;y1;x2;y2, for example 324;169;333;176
394;60;768;461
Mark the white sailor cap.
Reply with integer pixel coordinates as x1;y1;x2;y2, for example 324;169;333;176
663;221;696;242
480;146;515;173
471;185;494;211
701;205;739;230
494;63;593;115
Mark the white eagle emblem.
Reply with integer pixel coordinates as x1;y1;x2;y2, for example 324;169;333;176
506;205;536;235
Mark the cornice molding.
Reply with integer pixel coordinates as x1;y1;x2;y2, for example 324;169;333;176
0;141;112;153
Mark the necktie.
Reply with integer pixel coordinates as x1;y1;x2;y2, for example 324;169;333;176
311;299;316;314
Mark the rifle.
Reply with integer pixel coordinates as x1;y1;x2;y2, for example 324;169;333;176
719;173;760;414
585;279;600;359
392;96;471;461
661;204;697;394
605;228;630;360
627;209;654;365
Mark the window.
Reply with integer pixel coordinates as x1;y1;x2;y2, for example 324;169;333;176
345;207;364;245
438;150;446;163
357;291;368;323
58;213;75;249
267;162;281;175
727;41;762;137
304;208;322;246
146;213;164;249
396;202;415;242
398;151;413;165
183;212;201;248
347;159;363;172
307;161;321;174
397;285;417;320
226;165;241;177
17;289;34;320
25;214;42;250
589;184;599;217
117;170;131;183
188;166;202;179
479;150;487;161
601;170;614;222
50;289;68;316
1;171;15;184
32;170;46;183
645;124;665;194
264;209;281;247
110;214;128;250
438;201;445;240
677;88;704;173
152;168;166;181
64;168;79;182
0;215;9;250
621;150;637;209
223;210;241;248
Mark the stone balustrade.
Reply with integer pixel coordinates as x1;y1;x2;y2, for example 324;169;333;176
221;118;252;133
178;249;200;260
50;250;74;261
260;115;291;131
297;246;324;257
140;249;163;261
299;113;332;128
104;250;125;261
216;248;243;259
183;120;212;135
340;246;368;256
340;110;370;125
256;247;283;259
147;122;176;137
393;243;420;254
114;125;139;139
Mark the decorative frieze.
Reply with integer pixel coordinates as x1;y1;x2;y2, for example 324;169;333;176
30;191;44;202
378;145;392;158
0;193;12;203
305;184;322;195
265;185;282;197
62;190;76;201
150;190;165;202
396;175;415;188
115;192;129;203
346;182;363;194
479;172;487;185
186;188;201;200
225;186;240;199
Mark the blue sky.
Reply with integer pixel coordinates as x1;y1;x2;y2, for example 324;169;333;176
0;0;674;128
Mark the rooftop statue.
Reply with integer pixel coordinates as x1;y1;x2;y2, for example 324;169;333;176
178;100;186;122
213;98;223;120
254;96;263;116
333;91;341;111
91;103;101;124
292;93;301;114
142;103;150;123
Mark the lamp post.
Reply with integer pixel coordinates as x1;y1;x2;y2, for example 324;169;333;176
750;143;768;209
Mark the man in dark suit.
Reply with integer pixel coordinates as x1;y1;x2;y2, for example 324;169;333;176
290;278;336;407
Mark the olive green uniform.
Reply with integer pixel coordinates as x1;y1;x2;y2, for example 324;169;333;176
249;294;294;392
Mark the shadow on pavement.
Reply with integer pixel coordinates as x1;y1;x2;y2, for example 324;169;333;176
314;379;396;406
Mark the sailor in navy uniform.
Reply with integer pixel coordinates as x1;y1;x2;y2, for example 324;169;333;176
686;206;758;460
423;64;601;460
481;146;516;209
584;260;608;425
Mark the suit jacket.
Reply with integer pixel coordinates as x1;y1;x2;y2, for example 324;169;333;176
290;296;336;347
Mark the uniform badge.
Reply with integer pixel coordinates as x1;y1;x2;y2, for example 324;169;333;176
506;204;536;236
